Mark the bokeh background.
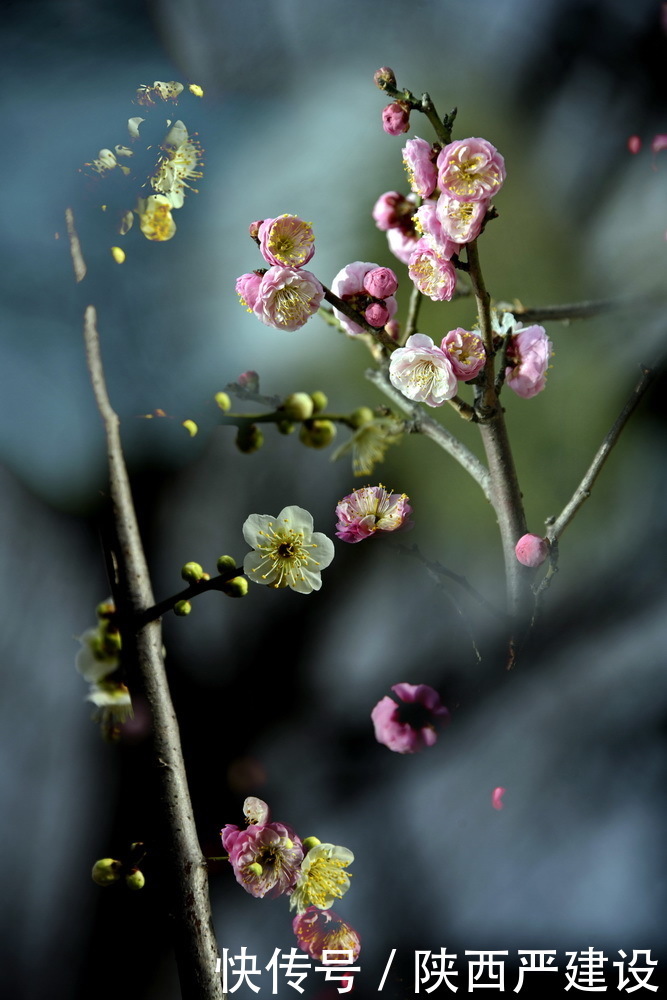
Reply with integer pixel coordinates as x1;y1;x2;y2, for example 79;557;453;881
2;0;667;996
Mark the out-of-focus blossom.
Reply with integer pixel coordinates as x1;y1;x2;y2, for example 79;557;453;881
491;787;506;810
441;328;486;381
290;842;354;913
258;215;315;268
437;137;506;202
651;134;667;155
627;135;642;154
222;820;304;899
408;241;457;301
252;266;324;331
335;485;412;543
382;102;410;136
402;137;437;197
331;261;398;336
136;194;176;241
135;80;184;105
331;417;404;476
293;907;361;962
388;333;458;406
371;682;450;754
386;225;421;265
235;271;263;312
436;193;488;244
505;325;552;398
151;120;202;209
243;505;335;593
515;533;549;567
372;191;417;232
76;626;120;684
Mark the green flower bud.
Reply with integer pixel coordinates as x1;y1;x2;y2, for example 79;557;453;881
92;858;122;886
181;561;205;582
277;420;295;435
125;869;145;891
282;392;314;421
349;406;374;428
302;836;321;852
310;391;328;414
215;391;232;412
222;576;249;598
216;555;237;574
174;600;192;616
300;419;337;449
236;424;263;454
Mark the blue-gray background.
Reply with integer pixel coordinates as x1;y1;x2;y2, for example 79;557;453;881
2;0;666;997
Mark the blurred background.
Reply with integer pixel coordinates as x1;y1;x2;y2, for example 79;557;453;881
2;0;667;996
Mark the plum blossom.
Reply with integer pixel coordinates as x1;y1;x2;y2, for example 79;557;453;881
414;202;462;258
235;271;262;312
441;328;486;381
252;266;324;331
436;193;488;244
136;194;176;241
372;190;417;232
402;137;437;197
386;225;421;264
515;533;549;568
437;137;506;202
151;120;202;209
293;907;361;962
258;214;315;268
289;842;354;913
389;333;458;406
382;102;410;136
335;485;412;543
222;817;304;899
243;505;335;593
505;325;552;398
331;261;398;335
371;682;450;754
408;241;457;301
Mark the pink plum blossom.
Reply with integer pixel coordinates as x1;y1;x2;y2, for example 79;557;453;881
331;261;398;336
389;333;458;406
258;214;315;268
372;191;417;232
436;137;506;202
402;137;437;197
252;266;324;331
441;328;486;381
386;225;421;264
235;271;262;311
382;102;410;136
515;533;549;568
335;485;412;543
505;325;552;398
293;907;361;962
408;240;457;301
371;682;450;754
222;817;304;899
415;202;462;258
435;192;488;244
651;134;667;155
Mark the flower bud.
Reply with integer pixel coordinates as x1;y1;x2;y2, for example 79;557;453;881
310;391;328;413
282;392;314;421
92;858;122;886
248;221;263;241
382;102;410;136
363;266;398;299
110;246;126;264
181;561;205;582
515;533;549;568
277;419;295;435
349;406;374;428
182;419;198;437
301;836;321;852
216;555;237;574
215;391;231;411
125;869;145;890
299;420;337;449
174;600;192;616
236;424;264;453
222;576;249;598
374;66;397;90
365;302;391;327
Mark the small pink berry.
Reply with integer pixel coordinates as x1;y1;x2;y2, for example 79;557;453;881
382;102;410;136
515;533;549;568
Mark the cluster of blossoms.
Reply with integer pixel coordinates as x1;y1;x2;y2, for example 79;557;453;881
75;600;132;739
373;134;505;301
335;485;412;543
84;80;203;245
330;261;399;336
388;329;486;406
236;215;324;331
371;683;450;754
221;798;359;962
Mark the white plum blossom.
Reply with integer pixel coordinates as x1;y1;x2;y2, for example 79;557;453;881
388;334;458;406
242;506;335;593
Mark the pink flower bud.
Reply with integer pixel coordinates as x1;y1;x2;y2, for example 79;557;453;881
515;533;549;568
372;191;417;232
374;66;397;89
364;302;390;327
248;220;263;241
627;135;642;155
238;370;260;391
382;102;410;136
363;266;398;298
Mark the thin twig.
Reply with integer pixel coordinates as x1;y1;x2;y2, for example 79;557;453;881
83;305;223;1000
511;299;625;324
404;283;423;341
546;364;656;543
398;543;507;623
